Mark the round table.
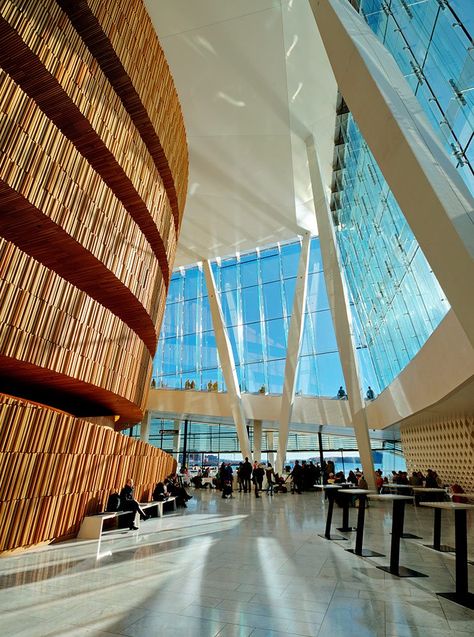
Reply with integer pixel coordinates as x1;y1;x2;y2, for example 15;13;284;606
315;485;348;541
339;489;384;558
369;494;427;578
420;501;474;609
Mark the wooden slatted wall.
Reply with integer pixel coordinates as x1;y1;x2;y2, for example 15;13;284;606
0;395;177;553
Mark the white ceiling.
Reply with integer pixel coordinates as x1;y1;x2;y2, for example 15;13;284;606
145;0;338;267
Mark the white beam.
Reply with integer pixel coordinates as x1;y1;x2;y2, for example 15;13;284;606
276;232;311;474
266;431;275;466
253;420;262;462
172;419;181;457
309;0;474;351
140;410;151;443
306;138;375;489
203;260;252;460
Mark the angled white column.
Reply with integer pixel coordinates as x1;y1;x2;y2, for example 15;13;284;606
140;410;151;443
276;232;311;474
306;138;375;488
203;260;252;460
253;420;262;462
172;419;181;458
266;431;275;467
309;0;474;350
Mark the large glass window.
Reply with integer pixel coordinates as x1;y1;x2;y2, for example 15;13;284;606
153;239;346;396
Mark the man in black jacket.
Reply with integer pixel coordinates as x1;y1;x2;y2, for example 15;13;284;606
241;457;252;493
120;478;149;530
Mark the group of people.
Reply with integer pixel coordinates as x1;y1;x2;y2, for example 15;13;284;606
337;386;375;400
389;469;441;488
115;473;194;531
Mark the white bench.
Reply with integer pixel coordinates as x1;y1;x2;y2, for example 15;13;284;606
78;497;177;540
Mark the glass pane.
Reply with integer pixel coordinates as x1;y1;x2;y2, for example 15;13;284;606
261;254;281;283
242;286;260;324
265;318;287;360
263;281;283;320
240;258;259;287
281;242;300;278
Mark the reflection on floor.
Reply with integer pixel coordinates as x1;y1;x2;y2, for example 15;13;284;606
1;488;474;636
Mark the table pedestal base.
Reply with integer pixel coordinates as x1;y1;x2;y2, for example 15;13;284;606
336;526;356;532
438;592;474;610
424;543;455;553
390;532;423;539
346;548;385;557
377;565;427;578
318;533;347;541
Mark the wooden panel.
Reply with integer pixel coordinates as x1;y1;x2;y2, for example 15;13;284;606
0;6;174;280
57;0;188;231
0;395;177;553
0;238;151;419
0;74;168;352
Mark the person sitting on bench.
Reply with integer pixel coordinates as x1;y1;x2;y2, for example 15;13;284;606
120;478;149;530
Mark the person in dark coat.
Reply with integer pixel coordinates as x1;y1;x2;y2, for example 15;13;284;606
241;457;253;493
290;460;303;494
120;478;148;530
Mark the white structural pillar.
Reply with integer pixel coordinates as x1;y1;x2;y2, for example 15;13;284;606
203;260;252;460
140;410;151;443
172;419;181;458
253;420;262;462
276;232;311;474
309;0;474;351
306;138;375;488
266;431;275;466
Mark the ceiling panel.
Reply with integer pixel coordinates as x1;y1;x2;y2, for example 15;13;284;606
146;0;338;267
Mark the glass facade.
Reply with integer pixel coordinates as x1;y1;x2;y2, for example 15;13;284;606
151;0;472;447
330;0;473;390
153;238;346;397
359;0;474;194
334;112;449;391
130;418;405;474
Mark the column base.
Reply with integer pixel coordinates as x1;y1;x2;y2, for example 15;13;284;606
424;543;455;553
318;533;348;541
377;565;427;578
438;592;474;610
346;548;385;557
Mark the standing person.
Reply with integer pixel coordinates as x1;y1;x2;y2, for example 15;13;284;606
321;459;328;485
290;460;303;494
120;478;149;530
315;463;321;485
241;456;252;493
265;463;275;494
252;463;264;498
237;462;244;492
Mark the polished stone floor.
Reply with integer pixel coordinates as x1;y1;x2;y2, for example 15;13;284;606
1;488;474;636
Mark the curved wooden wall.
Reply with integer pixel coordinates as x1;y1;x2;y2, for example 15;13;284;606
0;395;177;553
0;0;186;550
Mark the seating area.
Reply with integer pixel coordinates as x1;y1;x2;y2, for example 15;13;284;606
2;488;474;636
78;497;177;540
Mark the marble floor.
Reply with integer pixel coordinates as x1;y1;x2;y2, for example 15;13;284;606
1;489;474;637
